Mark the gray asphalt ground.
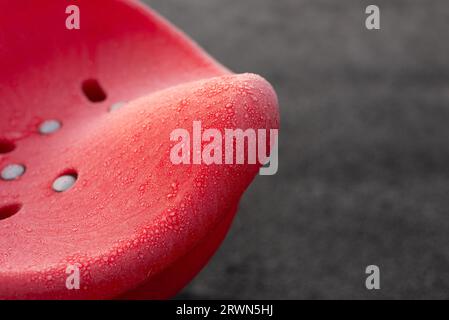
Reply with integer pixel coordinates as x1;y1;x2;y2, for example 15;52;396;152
144;0;449;299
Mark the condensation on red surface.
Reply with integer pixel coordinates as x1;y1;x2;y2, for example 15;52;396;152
0;0;279;299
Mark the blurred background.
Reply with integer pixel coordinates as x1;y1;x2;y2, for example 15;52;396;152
143;0;449;299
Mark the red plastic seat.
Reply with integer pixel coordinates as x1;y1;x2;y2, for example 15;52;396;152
0;0;279;299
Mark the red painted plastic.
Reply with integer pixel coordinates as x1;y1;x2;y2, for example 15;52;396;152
0;0;279;299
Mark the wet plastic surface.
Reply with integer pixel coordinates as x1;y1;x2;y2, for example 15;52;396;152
0;0;279;299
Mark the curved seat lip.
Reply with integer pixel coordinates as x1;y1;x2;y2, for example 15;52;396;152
0;73;279;300
0;0;280;299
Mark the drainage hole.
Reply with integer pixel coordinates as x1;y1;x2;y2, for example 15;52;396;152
109;101;126;112
53;170;78;192
39;119;62;135
0;139;16;154
1;164;26;181
82;79;107;103
0;203;22;221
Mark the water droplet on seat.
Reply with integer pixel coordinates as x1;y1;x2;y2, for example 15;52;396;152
52;173;78;192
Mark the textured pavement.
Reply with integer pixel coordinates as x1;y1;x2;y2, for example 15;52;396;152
143;0;449;299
